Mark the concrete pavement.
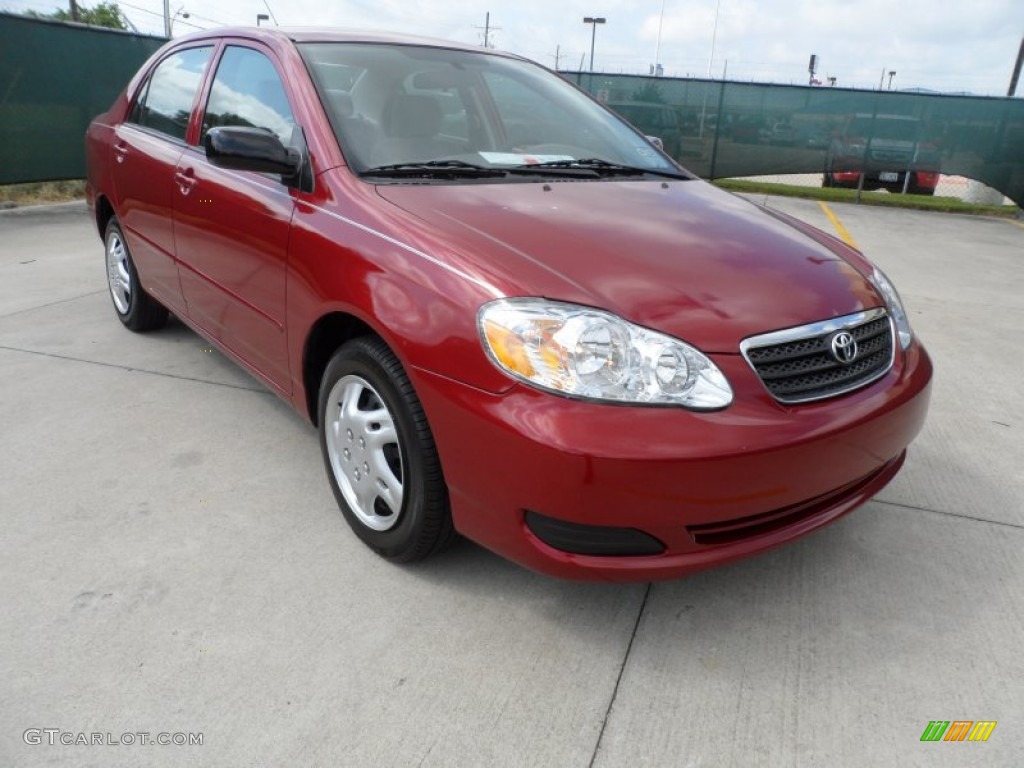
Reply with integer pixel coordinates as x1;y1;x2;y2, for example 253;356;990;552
1;198;1021;767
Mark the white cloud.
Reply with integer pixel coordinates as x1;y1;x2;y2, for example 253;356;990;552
3;0;1021;93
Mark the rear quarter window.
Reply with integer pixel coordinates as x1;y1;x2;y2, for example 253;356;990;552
128;46;214;142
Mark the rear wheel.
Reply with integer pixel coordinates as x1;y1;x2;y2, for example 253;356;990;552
318;337;455;562
104;217;168;331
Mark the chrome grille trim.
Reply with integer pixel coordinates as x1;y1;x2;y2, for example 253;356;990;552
740;308;895;404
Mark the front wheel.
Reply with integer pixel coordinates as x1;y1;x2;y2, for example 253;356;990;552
318;337;455;562
104;217;168;331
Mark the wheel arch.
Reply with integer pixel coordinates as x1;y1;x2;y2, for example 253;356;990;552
302;311;382;426
94;194;116;240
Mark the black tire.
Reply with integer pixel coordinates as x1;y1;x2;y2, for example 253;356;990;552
909;185;935;196
822;172;833;188
318;336;455;562
104;217;168;332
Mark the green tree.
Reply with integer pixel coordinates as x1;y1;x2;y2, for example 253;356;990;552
29;2;127;30
631;82;667;104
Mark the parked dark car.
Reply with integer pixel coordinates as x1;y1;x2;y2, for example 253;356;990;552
824;113;941;195
86;28;931;581
607;100;683;159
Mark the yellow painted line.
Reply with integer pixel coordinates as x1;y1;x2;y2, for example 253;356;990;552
1006;218;1024;231
818;201;859;249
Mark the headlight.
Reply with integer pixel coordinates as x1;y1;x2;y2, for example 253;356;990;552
870;267;913;349
477;298;733;409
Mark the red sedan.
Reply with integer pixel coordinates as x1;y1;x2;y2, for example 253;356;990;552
85;28;932;581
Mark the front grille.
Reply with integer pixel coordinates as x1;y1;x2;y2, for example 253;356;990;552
741;308;894;404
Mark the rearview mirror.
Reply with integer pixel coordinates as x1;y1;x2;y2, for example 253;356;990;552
646;135;665;150
205;127;301;177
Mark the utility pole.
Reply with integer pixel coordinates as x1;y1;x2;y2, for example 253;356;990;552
1009;36;1024;96
552;44;562;71
475;12;500;48
878;66;886;90
163;0;170;36
69;0;80;22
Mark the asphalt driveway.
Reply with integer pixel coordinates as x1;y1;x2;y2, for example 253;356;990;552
1;198;1021;767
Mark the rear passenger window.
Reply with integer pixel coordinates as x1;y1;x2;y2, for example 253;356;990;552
129;47;213;141
202;47;296;144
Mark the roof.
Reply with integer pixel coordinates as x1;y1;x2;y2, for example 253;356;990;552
172;26;508;57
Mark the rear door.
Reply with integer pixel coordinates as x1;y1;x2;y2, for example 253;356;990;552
172;43;298;393
111;46;214;314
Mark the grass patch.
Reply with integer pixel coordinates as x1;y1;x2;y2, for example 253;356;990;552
713;178;1021;218
0;180;86;206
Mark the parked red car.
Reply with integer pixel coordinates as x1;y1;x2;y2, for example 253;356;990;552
823;113;941;195
86;28;932;581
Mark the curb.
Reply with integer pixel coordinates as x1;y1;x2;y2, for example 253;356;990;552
0;200;89;218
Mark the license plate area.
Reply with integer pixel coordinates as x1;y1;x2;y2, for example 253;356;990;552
879;171;899;182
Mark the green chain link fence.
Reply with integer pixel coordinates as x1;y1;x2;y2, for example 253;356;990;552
564;72;1023;207
0;14;165;184
1;13;1021;207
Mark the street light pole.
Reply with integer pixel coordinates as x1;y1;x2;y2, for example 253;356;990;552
583;16;606;72
655;0;666;76
888;70;896;90
256;13;269;25
706;0;721;77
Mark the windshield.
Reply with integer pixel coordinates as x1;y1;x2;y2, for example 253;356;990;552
299;42;684;180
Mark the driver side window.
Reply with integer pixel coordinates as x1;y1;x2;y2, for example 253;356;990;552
202;46;296;144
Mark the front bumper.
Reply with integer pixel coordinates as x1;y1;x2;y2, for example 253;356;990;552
413;341;932;582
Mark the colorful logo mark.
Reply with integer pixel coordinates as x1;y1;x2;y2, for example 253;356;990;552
920;721;997;742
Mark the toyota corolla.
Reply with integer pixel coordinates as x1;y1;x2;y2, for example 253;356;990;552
85;28;932;581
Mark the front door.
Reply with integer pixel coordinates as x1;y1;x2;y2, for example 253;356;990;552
173;43;297;393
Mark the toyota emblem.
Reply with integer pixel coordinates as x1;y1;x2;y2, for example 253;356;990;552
830;331;858;364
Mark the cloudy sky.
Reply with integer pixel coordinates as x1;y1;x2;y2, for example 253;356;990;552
5;0;1023;94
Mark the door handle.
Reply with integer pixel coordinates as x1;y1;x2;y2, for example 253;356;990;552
175;169;197;196
113;142;129;164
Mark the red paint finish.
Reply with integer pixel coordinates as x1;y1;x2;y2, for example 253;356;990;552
173;145;295;391
86;27;933;581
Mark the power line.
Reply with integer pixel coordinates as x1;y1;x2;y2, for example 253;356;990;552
262;0;278;26
117;0;205;31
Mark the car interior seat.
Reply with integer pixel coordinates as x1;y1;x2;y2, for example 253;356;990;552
370;93;462;167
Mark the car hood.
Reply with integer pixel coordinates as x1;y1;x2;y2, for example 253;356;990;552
374;179;880;353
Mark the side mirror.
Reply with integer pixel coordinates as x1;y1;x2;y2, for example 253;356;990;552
205;126;301;177
646;135;665;150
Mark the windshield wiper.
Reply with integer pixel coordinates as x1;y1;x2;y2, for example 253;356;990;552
361;160;507;179
508;158;689;180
